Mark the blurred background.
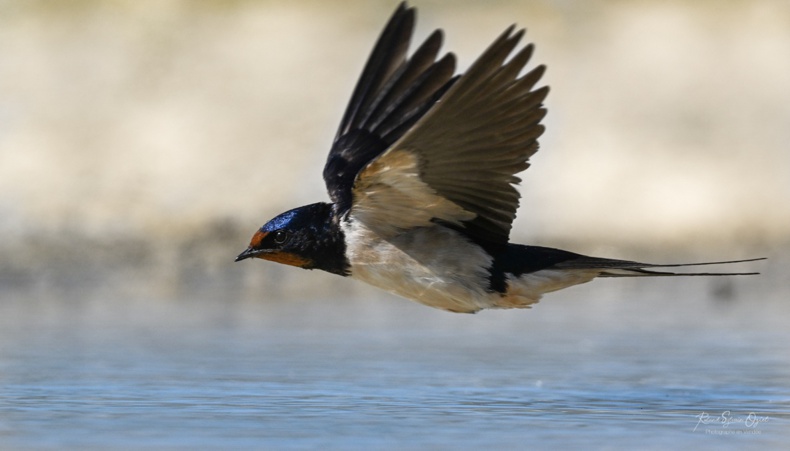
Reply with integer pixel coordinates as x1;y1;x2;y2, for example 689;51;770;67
1;1;789;448
0;0;787;307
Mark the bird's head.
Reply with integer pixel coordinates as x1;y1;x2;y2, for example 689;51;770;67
235;202;349;275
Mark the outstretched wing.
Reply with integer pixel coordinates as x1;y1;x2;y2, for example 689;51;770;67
349;23;548;244
323;3;458;216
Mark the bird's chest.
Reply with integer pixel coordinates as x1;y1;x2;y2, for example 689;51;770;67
340;222;495;313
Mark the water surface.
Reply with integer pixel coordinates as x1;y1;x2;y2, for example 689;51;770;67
1;279;788;449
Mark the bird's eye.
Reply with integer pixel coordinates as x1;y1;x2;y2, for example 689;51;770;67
273;230;289;244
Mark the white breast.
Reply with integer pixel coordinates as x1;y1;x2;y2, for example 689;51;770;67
341;221;493;312
341;221;601;313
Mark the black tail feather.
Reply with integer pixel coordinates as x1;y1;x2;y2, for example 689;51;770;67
581;257;766;278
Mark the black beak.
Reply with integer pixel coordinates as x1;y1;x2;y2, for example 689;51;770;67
235;247;259;262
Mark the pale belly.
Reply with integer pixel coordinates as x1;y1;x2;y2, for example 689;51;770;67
341;222;599;313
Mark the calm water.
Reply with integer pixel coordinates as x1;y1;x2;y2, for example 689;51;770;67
1;277;789;449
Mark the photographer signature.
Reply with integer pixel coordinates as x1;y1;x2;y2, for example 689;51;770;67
694;411;770;432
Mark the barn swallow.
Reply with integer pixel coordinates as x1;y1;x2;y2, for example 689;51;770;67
235;3;763;313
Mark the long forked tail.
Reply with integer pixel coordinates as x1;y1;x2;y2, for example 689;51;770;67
560;257;767;277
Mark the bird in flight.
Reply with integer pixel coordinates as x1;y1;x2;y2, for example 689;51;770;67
235;2;762;313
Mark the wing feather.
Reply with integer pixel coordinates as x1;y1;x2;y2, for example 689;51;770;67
324;3;458;215
384;26;547;244
335;3;413;140
332;5;548;244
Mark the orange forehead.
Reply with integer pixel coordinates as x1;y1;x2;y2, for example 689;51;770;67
249;230;268;249
259;251;310;268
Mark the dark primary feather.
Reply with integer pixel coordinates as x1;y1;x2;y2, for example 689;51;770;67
333;2;412;141
324;2;458;215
